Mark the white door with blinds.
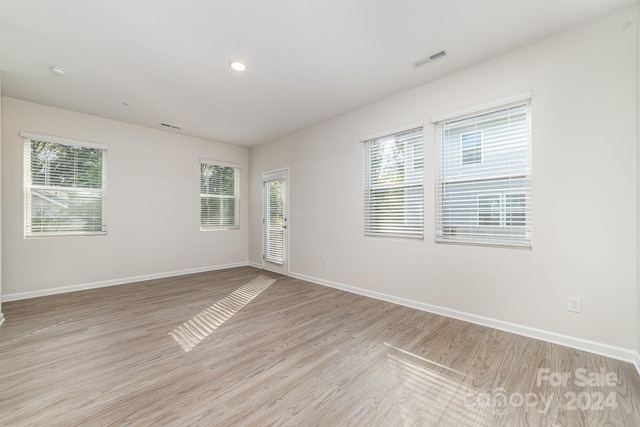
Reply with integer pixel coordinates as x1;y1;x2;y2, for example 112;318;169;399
262;169;288;274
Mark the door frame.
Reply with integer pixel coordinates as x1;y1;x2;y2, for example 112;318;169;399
261;168;290;275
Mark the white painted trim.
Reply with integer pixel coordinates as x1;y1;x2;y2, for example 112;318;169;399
248;261;264;269
200;158;242;169
430;92;532;124
261;168;290;276
3;262;637;369
290;271;638;366
360;121;425;143
20;131;107;150
2;262;249;302
262;168;288;182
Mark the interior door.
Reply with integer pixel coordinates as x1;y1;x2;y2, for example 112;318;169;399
262;169;289;274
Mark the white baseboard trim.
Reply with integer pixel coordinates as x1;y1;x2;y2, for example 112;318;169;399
290;271;639;367
0;313;4;326
2;262;250;302
248;261;264;269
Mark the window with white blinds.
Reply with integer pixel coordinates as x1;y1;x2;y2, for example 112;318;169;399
433;97;531;247
22;132;107;237
200;160;239;229
363;127;424;238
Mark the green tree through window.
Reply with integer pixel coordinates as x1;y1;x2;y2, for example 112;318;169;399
24;136;107;236
200;161;239;229
363;127;424;238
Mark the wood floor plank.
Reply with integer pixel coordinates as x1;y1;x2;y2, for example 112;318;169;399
0;266;639;426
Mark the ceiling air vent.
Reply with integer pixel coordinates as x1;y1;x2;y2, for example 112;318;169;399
413;50;448;68
160;122;181;130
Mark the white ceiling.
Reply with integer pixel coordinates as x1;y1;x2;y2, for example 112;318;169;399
0;0;635;147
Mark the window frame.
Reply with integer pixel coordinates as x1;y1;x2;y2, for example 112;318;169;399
362;126;424;239
477;192;526;228
22;132;108;238
432;94;532;248
200;159;240;231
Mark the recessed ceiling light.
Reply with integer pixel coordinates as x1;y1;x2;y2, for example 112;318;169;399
49;65;67;76
229;61;247;72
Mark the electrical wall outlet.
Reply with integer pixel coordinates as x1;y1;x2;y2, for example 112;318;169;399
568;296;581;313
322;259;328;268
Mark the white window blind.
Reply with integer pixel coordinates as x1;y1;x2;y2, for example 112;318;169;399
363;127;424;238
434;99;531;247
22;133;107;237
200;160;239;229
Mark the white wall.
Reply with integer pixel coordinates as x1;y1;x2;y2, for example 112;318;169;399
250;7;638;350
636;3;640;366
0;74;3;323
2;97;249;298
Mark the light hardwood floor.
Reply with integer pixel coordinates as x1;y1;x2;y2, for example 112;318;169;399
0;266;639;426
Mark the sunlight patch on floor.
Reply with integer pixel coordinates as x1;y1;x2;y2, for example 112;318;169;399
169;275;276;352
385;342;491;426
